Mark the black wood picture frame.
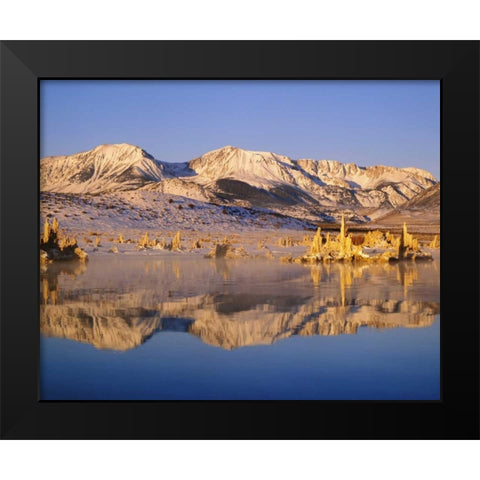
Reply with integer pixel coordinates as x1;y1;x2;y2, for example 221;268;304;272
1;41;478;439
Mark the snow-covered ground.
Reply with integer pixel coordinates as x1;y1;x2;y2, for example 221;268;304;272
41;190;315;233
40;190;319;258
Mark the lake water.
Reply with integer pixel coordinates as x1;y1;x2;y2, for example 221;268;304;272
40;254;440;400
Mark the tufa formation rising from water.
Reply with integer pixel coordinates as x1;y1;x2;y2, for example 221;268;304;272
40;218;88;264
206;237;249;259
134;231;183;251
287;216;434;264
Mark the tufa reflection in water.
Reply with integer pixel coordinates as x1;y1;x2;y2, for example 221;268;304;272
40;256;440;351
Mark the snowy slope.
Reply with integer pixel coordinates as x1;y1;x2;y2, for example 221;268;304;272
188;146;302;188
401;182;440;210
41;143;170;194
40;190;316;237
296;159;435;189
187;146;436;209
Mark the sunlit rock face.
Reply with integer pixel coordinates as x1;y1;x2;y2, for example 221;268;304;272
40;257;440;351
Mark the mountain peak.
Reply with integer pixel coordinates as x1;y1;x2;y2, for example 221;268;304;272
206;145;282;157
40;143;165;194
188;145;296;188
91;143;154;160
218;145;239;151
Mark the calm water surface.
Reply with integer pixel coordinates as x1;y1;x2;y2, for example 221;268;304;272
40;254;440;400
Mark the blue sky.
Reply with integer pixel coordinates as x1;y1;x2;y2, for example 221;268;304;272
40;80;440;178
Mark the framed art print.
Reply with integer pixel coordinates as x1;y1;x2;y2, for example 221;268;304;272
1;41;479;439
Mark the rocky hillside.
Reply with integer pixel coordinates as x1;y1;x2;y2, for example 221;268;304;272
367;182;440;231
401;182;440;210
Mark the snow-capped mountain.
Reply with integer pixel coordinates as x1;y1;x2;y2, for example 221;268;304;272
41;143;438;222
40;143;171;194
187;146;436;211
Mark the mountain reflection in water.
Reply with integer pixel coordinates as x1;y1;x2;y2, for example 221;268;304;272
40;255;440;351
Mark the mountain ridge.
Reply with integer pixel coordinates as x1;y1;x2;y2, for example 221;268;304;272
41;143;438;222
